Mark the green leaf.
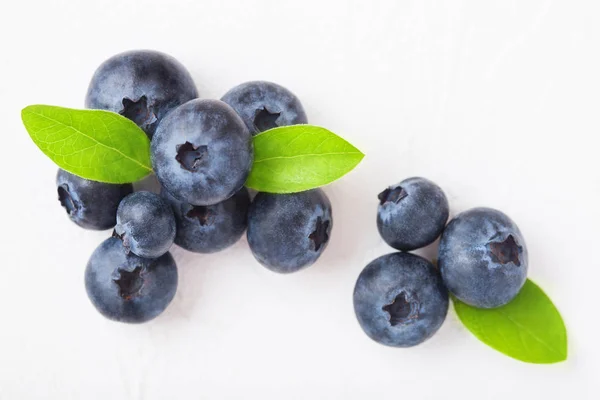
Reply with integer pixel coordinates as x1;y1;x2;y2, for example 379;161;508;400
453;279;567;364
22;105;152;184
245;125;364;193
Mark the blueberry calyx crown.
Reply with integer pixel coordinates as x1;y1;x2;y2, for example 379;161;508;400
175;142;208;172
113;266;145;300
309;217;330;251
378;186;408;206
382;291;420;326
58;185;78;215
186;206;212;226
253;107;281;132
119;95;157;128
488;234;523;266
112;229;131;253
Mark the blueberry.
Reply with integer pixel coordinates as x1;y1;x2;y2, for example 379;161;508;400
56;169;132;230
85;237;178;323
438;207;528;308
353;252;449;347
113;191;176;258
151;99;253;206
161;187;250;253
247;189;332;273
221;81;307;135
377;177;449;251
85;50;198;138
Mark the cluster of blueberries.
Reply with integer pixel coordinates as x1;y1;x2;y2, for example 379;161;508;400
55;50;528;347
354;177;528;347
57;50;332;323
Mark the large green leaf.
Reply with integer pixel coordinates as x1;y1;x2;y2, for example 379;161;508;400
22;105;152;183
245;125;364;193
453;279;567;364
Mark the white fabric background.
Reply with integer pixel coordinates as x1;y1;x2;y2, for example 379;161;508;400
0;0;598;398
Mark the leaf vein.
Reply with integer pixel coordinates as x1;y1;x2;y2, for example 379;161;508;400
27;110;152;172
254;152;363;163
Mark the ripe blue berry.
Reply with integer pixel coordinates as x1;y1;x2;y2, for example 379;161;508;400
161;187;250;253
247;189;332;273
353;252;449;347
438;207;528;308
377;177;449;251
151;99;253;206
85;50;198;138
85;237;178;323
221;81;307;135
56;169;132;230
113;191;176;259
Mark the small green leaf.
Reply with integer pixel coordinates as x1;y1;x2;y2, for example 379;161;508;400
245;125;364;193
22;105;152;184
453;279;567;364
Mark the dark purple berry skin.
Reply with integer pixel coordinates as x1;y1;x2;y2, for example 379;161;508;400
353;252;449;347
161;187;250;254
439;207;528;308
151;99;253;206
85;50;198;138
247;189;332;273
114;191;176;259
377;177;449;251
56;169;132;231
221;81;307;135
85;237;178;324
